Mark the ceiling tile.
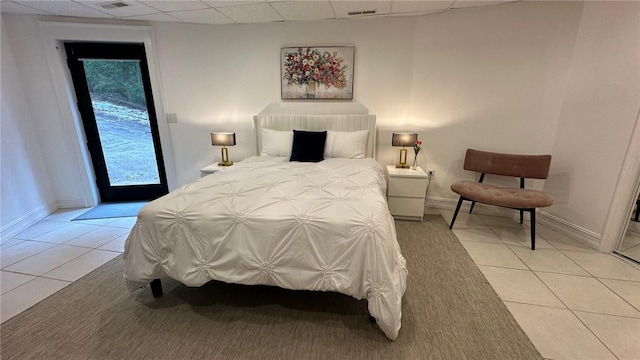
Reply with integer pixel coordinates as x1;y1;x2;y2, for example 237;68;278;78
144;0;210;12
122;12;182;22
0;1;52;15
204;1;264;8
391;0;453;14
216;2;282;23
76;0;159;16
14;0;113;18
270;1;334;21
169;7;234;24
331;1;391;18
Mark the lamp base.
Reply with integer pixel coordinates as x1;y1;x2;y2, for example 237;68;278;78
218;161;234;166
396;163;410;169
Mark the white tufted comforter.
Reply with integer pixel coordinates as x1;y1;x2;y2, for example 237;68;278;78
123;156;407;340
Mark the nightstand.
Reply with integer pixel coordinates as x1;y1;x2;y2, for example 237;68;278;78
200;163;224;177
386;165;429;221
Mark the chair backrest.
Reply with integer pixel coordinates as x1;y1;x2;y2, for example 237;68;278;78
463;149;552;179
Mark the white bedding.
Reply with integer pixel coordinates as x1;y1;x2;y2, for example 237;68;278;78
124;156;408;340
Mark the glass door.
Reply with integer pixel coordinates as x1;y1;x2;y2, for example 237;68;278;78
65;42;168;202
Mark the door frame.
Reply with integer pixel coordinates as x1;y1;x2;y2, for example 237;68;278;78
39;21;176;207
64;42;169;202
600;107;640;252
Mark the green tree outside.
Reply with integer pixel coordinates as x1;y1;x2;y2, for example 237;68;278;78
83;60;146;108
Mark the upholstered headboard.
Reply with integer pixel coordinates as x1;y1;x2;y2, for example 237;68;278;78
253;114;377;158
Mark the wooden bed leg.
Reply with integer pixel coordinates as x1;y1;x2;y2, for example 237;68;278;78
150;279;163;298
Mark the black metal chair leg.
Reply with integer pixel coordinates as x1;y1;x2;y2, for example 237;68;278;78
450;197;464;229
530;210;536;250
150;279;163;298
469;201;477;214
520;210;524;224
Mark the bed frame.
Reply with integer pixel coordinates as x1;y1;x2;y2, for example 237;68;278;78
253;114;377;158
149;114;377;299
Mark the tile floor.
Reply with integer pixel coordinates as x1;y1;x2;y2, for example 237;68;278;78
1;207;639;360
1;208;133;322
442;209;640;360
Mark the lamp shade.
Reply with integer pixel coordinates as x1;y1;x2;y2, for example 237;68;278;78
211;132;236;146
392;133;418;147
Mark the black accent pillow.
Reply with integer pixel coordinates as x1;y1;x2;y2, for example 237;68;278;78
290;130;327;162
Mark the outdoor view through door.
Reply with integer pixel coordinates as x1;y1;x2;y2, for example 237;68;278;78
65;42;168;202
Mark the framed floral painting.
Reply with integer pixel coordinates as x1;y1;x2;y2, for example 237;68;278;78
281;46;354;100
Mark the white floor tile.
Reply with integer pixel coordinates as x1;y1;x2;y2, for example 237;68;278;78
98;233;128;252
562;251;640;281
599;278;640;311
43;250;120;282
13;220;70;240
0;277;70;323
1;241;56;268
29;223;101;244
44;208;92;222
536;272;640;318
107;217;137;229
71;217;120;226
477;266;565;308
3;245;91;276
509;247;590;276
440;210;486;229
452;227;502;243
505;302;617;360
0;271;36;294
534;225;598;252
459;241;528;269
575;311;640;360
63;227;129;248
491;227;554;249
1;239;24;249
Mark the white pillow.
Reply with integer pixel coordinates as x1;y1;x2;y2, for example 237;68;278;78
261;129;293;157
324;130;369;159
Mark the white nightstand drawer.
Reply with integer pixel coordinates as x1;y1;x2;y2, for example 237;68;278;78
388;177;428;198
387;197;424;218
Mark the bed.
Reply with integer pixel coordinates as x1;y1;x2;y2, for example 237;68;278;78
123;114;408;340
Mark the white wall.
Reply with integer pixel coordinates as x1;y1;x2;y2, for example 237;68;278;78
1;20;56;238
543;1;640;236
2;1;639;246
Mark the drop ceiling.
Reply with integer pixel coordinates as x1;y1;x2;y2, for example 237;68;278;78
0;0;516;25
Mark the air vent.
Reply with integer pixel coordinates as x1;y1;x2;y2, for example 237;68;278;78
348;9;377;16
99;1;130;9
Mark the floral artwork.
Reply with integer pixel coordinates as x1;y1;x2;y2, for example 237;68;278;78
281;46;354;100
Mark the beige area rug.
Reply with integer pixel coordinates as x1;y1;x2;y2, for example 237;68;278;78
1;215;541;360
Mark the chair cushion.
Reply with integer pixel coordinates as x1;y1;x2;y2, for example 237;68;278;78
451;181;554;209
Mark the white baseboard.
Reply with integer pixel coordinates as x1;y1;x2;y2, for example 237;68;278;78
426;196;601;250
536;211;601;249
1;201;58;240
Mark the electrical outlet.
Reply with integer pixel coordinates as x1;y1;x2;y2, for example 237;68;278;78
166;113;178;123
427;169;435;179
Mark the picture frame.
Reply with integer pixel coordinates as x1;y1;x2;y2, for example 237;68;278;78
281;46;355;100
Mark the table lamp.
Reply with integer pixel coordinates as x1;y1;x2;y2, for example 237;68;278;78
392;133;417;168
211;132;236;166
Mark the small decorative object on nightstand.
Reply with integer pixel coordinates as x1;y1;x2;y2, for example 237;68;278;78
392;133;418;168
211;132;236;166
386;165;428;221
200;163;223;177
